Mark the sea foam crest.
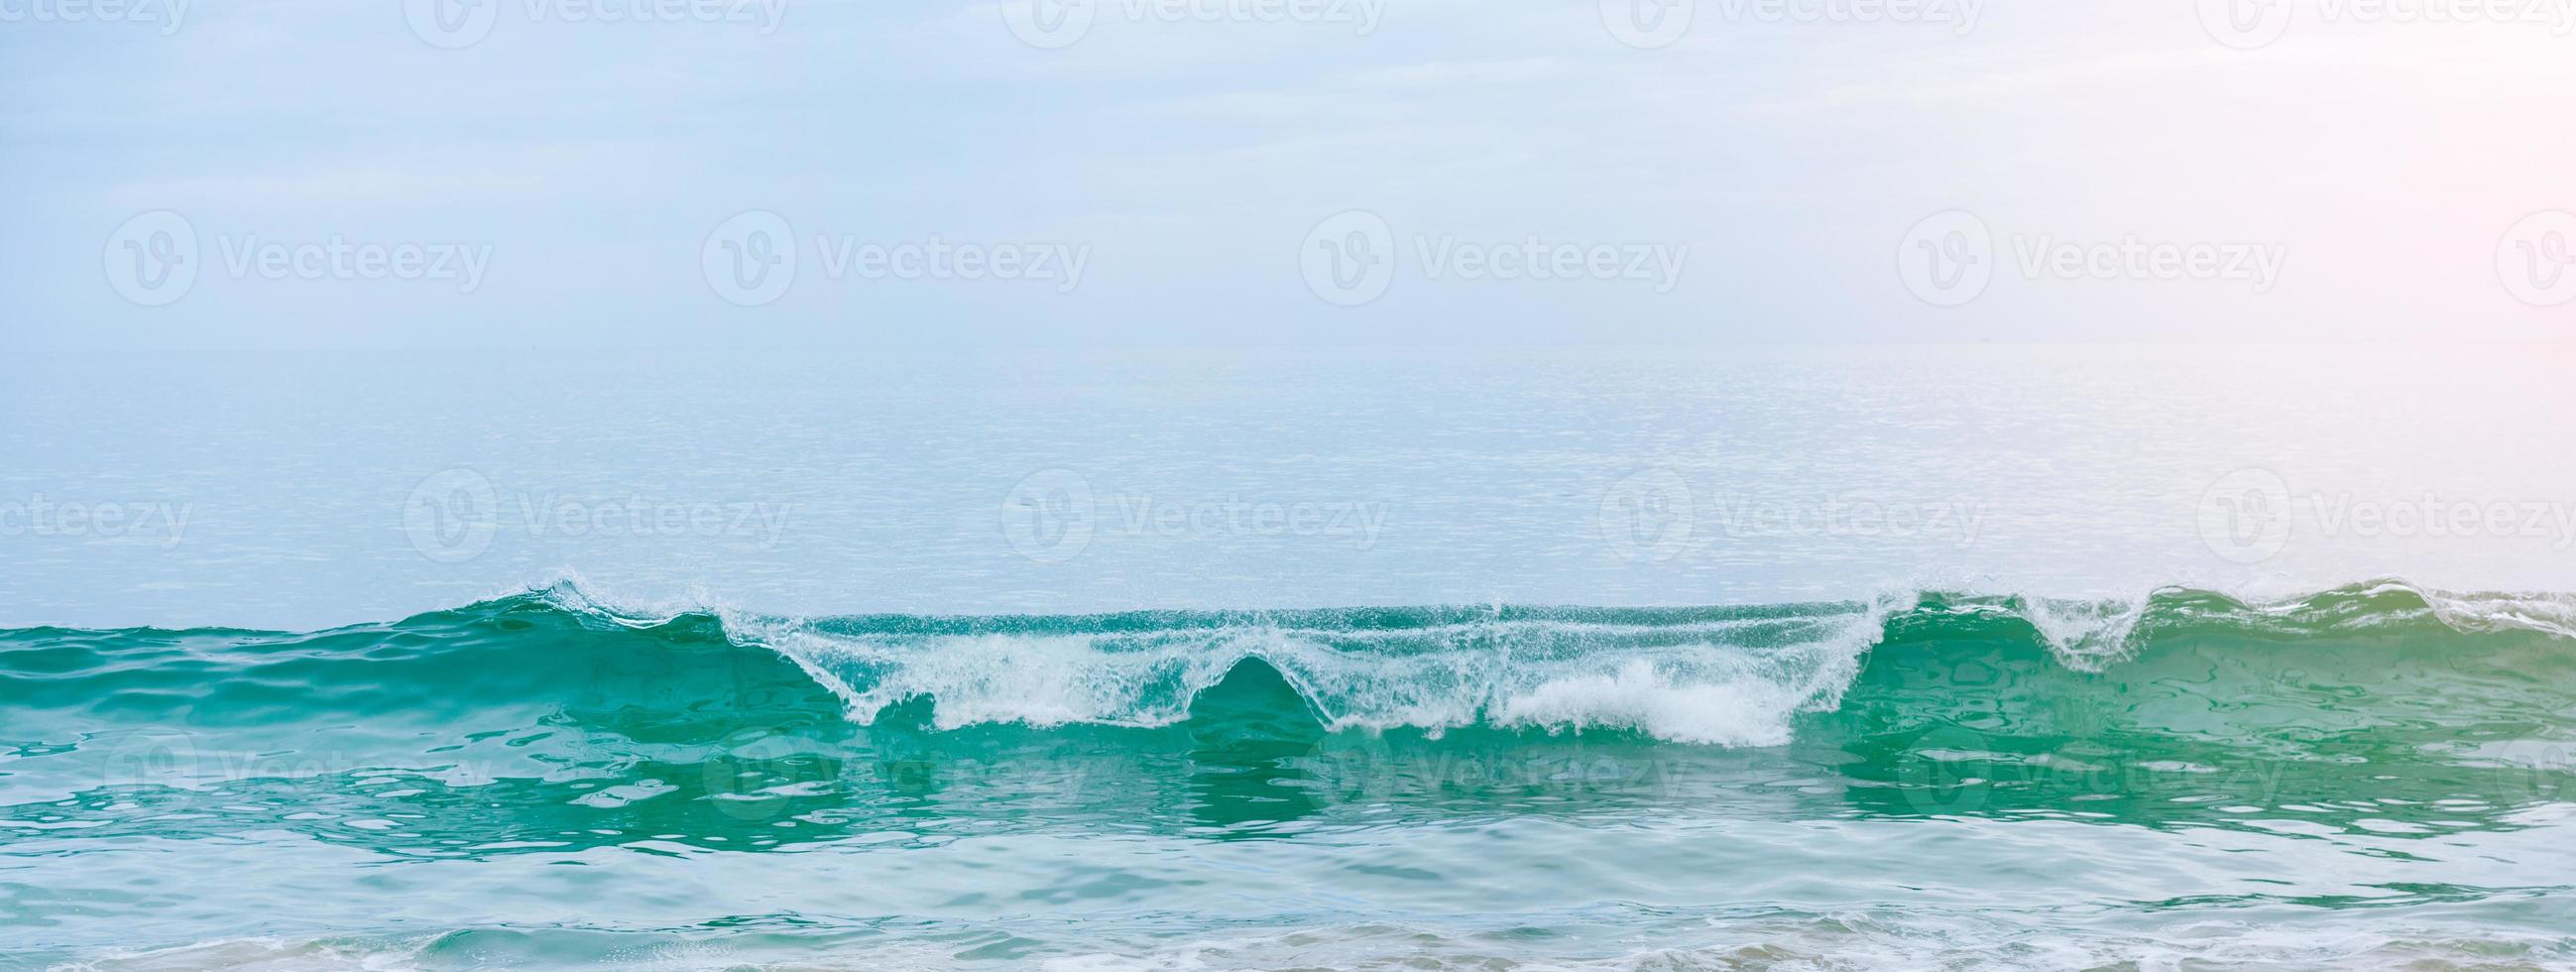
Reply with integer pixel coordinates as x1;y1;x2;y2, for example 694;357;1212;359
732;601;1905;747
514;577;2576;746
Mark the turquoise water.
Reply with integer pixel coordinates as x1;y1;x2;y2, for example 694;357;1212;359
10;578;2576;968
7;347;2576;967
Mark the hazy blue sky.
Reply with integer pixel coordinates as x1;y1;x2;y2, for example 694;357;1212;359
5;0;2574;349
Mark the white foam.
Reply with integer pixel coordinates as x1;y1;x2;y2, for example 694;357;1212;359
714;597;1902;747
2008;594;2152;670
2421;588;2576;641
1490;659;1815;747
498;575;2576;747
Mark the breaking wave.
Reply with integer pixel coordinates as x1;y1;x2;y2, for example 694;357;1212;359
8;578;2571;748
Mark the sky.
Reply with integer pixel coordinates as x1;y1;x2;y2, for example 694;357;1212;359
4;0;2575;349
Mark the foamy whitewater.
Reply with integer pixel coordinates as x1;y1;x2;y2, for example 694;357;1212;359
12;577;2576;968
9;347;2576;969
700;578;2576;745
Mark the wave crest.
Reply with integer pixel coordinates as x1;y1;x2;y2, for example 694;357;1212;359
690;579;2571;745
14;578;2571;747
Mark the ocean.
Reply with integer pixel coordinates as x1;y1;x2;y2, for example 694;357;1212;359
5;345;2575;969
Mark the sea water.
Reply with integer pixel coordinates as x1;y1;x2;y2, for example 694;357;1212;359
4;344;2574;969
